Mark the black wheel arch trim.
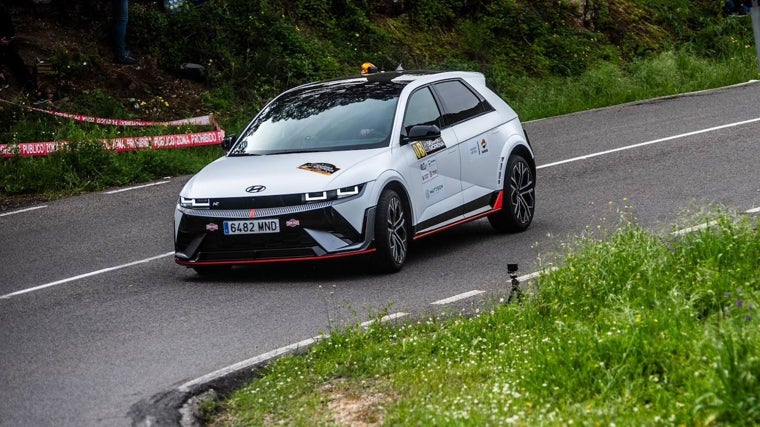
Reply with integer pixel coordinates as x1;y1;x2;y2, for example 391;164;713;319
510;144;536;179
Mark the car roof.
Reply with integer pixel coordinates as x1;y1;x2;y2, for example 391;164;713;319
288;70;485;93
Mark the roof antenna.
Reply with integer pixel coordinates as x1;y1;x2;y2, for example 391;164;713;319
395;63;404;72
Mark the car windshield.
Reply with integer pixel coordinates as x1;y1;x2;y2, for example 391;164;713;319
230;79;406;155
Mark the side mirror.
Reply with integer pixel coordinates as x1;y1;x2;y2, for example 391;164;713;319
221;134;236;151
401;125;441;145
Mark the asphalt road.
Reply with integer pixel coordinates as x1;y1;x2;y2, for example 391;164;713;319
2;82;760;426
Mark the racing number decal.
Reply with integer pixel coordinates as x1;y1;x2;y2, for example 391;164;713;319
411;137;446;160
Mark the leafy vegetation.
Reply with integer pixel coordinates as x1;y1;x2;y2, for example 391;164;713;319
211;212;760;426
1;0;758;203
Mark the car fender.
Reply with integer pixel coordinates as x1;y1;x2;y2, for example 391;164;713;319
372;168;414;218
368;168;411;209
498;131;535;187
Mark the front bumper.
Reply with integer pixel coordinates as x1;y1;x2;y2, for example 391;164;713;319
174;202;376;266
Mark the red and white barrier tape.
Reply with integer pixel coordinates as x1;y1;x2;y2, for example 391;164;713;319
0;98;218;127
0;129;226;158
0;98;225;157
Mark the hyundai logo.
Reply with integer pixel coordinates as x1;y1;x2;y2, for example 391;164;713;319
245;185;266;193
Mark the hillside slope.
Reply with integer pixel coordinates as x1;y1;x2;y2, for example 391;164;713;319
4;1;206;118
3;0;735;123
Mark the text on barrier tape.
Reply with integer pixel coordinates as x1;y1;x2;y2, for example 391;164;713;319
0;98;224;157
0;129;226;158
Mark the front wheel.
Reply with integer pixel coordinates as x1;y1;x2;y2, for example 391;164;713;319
488;153;535;233
373;189;409;273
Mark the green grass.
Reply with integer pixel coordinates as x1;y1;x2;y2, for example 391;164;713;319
497;47;760;121
210;213;760;426
0;141;222;197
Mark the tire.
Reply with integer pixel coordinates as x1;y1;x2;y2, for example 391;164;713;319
488;153;535;233
373;188;409;273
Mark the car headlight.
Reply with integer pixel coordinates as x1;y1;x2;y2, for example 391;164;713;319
179;197;210;209
303;184;364;203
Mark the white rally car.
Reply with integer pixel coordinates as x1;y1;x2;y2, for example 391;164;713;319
174;69;535;274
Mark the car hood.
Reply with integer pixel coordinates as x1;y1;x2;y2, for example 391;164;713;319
182;149;388;198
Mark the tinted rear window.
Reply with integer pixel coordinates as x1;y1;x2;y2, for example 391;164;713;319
433;80;493;126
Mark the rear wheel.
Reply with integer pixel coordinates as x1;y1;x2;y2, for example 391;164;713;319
488;154;535;232
373;189;409;272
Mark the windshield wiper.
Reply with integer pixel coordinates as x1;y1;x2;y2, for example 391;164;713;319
268;149;323;155
227;152;262;157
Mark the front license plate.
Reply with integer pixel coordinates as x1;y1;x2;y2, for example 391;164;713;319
223;219;280;235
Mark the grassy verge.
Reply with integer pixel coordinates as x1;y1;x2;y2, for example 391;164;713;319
0;141;221;202
496;47;760;121
209;212;760;426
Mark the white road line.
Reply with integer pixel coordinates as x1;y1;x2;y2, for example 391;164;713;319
105;180;170;194
178;336;326;393
537;116;760;170
430;272;551;307
0;205;47;217
673;206;760;234
431;290;485;305
180;311;410;393
360;312;410;328
672;221;720;236
516;271;545;281
0;251;174;299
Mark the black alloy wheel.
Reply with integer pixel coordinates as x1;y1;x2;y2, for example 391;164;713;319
488;153;535;232
374;188;409;272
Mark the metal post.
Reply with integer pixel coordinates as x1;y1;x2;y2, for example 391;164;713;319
753;0;760;71
506;263;522;304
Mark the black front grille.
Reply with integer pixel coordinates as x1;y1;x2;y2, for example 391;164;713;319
175;206;363;262
210;194;304;209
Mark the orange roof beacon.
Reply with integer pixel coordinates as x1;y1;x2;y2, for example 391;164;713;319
361;62;378;75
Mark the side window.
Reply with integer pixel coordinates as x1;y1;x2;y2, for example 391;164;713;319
433;80;492;126
402;87;442;134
